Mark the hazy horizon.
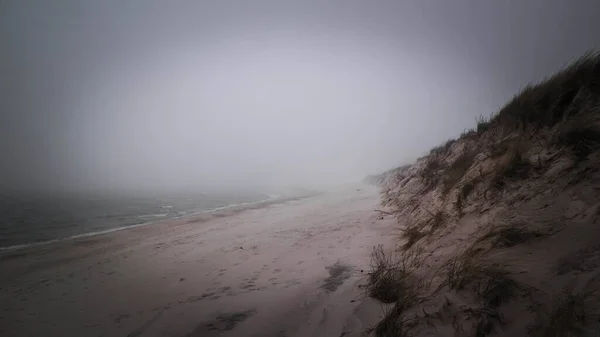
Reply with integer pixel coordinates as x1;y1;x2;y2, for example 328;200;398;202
2;0;599;194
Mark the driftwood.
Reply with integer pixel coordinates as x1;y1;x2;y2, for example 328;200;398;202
374;209;392;215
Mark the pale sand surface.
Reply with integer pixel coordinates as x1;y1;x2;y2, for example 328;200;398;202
1;185;393;337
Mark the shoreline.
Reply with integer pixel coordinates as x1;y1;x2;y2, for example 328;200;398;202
1;185;389;337
0;192;318;252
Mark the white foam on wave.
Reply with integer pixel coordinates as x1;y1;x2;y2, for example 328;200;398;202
0;195;281;251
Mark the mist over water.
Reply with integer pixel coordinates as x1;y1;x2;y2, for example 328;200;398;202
1;1;599;243
3;1;599;195
0;191;277;248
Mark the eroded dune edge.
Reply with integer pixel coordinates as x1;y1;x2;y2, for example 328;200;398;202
363;53;600;336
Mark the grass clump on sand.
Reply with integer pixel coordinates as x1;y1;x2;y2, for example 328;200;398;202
443;247;521;307
367;245;422;304
490;146;533;189
419;155;445;189
529;281;600;337
429;138;457;157
400;225;427;250
428;211;445;234
487;52;600;135
441;149;478;195
367;245;424;337
553;114;600;161
442;250;522;336
368;51;600;337
475;224;545;249
370;303;419;337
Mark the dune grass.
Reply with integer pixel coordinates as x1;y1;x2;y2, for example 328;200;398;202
370;303;420;337
488;52;600;135
368;51;600;336
441;149;478;195
529;281;600;337
490;146;533;189
443;249;508;292
428;210;445;234
367;245;423;304
553;113;600;160
476;224;545;249
366;245;426;336
400;225;427;250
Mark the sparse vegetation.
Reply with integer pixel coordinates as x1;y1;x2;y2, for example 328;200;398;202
370;303;419;337
476;115;492;134
443;249;511;292
462;306;503;337
367;52;600;337
489;52;600;135
554;115;600;160
400;225;427;250
454;192;464;216
461;128;478;139
474;223;546;249
428;211;445;234
490;145;532;189
419;155;444;188
530;282;600;337
476;271;521;308
429;138;457;157
460;178;479;202
367;245;426;336
441;149;478;195
488;138;515;158
367;245;422;304
442;251;521;336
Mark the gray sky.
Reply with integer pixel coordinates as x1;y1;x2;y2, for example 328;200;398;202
1;0;599;193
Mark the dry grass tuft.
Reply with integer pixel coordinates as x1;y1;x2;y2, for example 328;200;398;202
529;281;600;337
460;178;479;201
442;251;522;336
366;51;600;337
429;139;457;157
454;192;465;217
401;225;427;250
476;114;492;134
370;303;420;337
491;146;533;189
475;271;521;309
461;128;479;139
460;306;503;337
367;245;422;304
419;155;445;189
476;224;546;249
428;211;445;234
554;115;600;161
488;52;600;135
443;249;513;293
441;149;478;195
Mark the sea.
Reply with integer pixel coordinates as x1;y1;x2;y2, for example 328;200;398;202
0;191;276;249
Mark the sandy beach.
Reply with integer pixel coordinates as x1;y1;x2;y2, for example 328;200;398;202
1;185;392;337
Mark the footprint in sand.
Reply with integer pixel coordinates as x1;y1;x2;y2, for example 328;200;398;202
189;309;257;333
114;314;130;323
184;292;221;303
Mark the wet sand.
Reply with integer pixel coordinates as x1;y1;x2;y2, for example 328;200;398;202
0;185;393;337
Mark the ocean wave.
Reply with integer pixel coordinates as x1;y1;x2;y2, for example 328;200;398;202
0;195;279;251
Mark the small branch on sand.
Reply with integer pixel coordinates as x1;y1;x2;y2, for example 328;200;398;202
374;209;393;215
